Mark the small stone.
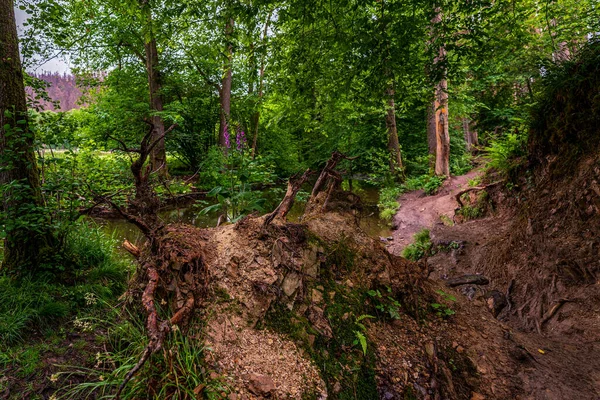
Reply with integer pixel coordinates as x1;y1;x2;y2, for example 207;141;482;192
345;279;354;288
471;392;485;400
247;373;276;396
456;346;465;353
425;342;435;358
452;341;459;349
312;288;324;304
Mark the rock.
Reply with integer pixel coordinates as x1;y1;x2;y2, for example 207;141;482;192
445;274;490;287
456;346;465;354
425;342;436;359
471;392;485;400
281;272;302;297
485;290;507;317
247;373;276;396
311;288;324;304
307;306;333;338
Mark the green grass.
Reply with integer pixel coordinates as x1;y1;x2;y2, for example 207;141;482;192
0;221;132;345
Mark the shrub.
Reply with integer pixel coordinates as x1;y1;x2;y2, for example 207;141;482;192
402;229;432;261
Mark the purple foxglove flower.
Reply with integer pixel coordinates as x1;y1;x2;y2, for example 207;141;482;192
224;125;231;149
236;129;246;151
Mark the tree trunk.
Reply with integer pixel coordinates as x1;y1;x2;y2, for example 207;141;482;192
427;103;437;171
0;0;47;272
385;85;403;174
250;11;272;159
142;2;167;176
462;118;479;152
219;17;234;150
434;79;450;176
428;9;450;177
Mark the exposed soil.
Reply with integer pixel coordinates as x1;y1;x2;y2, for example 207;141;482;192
387;169;480;255
388;165;600;400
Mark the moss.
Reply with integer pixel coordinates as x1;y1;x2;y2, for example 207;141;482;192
261;280;379;399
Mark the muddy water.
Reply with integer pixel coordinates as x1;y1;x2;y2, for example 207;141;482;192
94;183;391;244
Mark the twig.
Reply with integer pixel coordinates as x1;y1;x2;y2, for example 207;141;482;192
541;298;570;326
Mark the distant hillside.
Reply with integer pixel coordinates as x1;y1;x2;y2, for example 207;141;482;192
26;72;83;111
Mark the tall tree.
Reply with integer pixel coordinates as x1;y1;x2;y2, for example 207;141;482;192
141;0;168;175
219;16;234;149
0;0;47;271
427;8;449;177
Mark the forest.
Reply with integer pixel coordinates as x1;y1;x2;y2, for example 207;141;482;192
1;0;599;399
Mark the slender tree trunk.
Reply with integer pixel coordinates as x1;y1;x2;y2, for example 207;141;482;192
462;117;479;152
250;11;272;159
428;9;450;177
219;17;234;150
141;2;167;176
462;117;472;151
385;85;403;174
0;0;47;272
434;79;450;176
427;103;437;171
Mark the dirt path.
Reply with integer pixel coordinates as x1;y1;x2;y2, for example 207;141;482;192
386;169;600;399
387;169;480;255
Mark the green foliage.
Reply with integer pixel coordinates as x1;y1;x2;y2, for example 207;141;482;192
367;287;402;320
200;148;278;222
262;283;379;399
456;190;489;221
484;133;527;177
0;221;131;344
530;39;600;168
402;229;432;261
430;290;456;318
56;310;229;400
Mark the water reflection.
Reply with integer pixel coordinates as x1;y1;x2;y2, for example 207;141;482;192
94;183;391;245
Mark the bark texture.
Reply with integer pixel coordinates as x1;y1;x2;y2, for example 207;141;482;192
428;10;450;177
141;1;167;176
462;117;479;152
434;79;450;176
219;17;234;149
0;0;46;271
385;85;404;174
250;12;271;158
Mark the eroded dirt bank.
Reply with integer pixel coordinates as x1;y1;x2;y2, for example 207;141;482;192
387;155;600;399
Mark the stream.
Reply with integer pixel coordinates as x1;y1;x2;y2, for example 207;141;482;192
92;182;391;245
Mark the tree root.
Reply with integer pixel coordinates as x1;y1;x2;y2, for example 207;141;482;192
454;180;504;208
541;298;571;326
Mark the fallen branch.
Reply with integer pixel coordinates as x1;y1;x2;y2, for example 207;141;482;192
122;240;140;258
445;274;490;287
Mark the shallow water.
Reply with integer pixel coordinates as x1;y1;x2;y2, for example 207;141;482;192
94;183;391;245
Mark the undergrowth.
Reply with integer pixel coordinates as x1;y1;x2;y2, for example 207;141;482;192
401;229;432;261
0;221;131;344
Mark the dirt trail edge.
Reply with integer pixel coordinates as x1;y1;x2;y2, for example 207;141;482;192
387;171;600;400
387;169;480;254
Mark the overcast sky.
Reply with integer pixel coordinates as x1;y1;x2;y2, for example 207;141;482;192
15;7;71;74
